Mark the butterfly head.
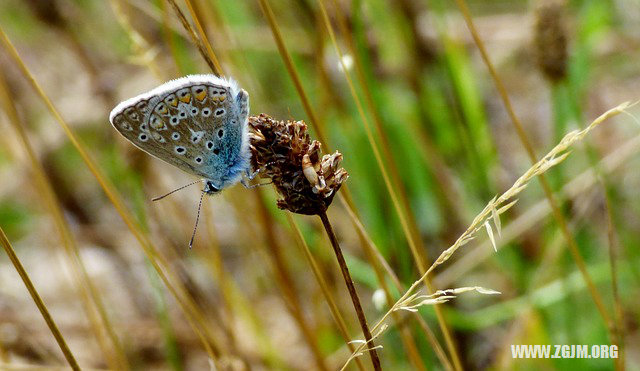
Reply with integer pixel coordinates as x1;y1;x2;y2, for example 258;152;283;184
204;180;220;195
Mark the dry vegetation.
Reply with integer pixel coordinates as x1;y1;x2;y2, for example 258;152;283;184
0;0;639;370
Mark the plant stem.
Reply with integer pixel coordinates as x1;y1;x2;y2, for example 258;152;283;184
166;0;220;75
287;214;367;371
0;25;220;361
0;227;80;370
454;0;613;335
318;211;382;371
255;192;329;371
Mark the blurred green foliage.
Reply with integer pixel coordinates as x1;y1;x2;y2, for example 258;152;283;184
0;0;638;369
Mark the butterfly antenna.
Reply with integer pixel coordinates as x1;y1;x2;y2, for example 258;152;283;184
152;179;204;201
189;191;206;249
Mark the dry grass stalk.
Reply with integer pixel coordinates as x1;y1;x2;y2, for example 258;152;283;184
316;2;463;367
454;0;614;337
181;0;223;75
253;191;330;371
436;132;640;287
249;114;382;370
0;227;80;370
287;214;368;371
0;68;129;370
256;0;329;145
340;198;454;370
341;101;632;369
396;287;501;312
165;0;221;75
0;24;222;361
246;6;420;366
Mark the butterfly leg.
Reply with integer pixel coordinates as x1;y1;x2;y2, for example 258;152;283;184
241;161;278;189
244;161;277;180
240;175;273;189
245;167;260;181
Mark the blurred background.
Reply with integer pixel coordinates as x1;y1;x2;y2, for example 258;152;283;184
0;0;638;369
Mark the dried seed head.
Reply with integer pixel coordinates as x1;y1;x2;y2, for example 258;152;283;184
25;0;67;30
249;114;348;215
534;0;568;82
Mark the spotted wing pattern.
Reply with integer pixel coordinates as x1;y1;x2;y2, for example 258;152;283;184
109;76;242;181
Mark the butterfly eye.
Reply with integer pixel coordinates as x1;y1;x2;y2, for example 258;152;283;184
204;181;219;193
180;112;186;118
171;132;180;140
191;107;199;115
175;146;185;154
206;141;214;150
194;157;203;164
170;117;179;125
215;109;225;117
138;133;148;142
218;129;224;138
202;108;211;117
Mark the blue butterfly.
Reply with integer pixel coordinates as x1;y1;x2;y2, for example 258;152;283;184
110;75;254;246
109;74;252;195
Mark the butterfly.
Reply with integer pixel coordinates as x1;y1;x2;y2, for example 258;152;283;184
109;74;252;194
109;75;253;246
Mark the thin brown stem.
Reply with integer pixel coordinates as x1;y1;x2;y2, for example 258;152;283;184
340;102;629;370
166;0;221;75
287;214;367;371
0;338;7;362
0;67;129;370
319;211;382;371
315;3;461;368
603;185;625;370
340;197;453;371
454;0;613;334
256;0;328;144
254;192;329;371
0;23;220;361
182;0;223;75
0;227;80;370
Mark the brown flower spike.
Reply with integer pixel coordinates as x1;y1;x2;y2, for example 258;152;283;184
249;114;381;370
249;114;348;214
534;0;568;82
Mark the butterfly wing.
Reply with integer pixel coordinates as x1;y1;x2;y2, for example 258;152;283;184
109;75;249;186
